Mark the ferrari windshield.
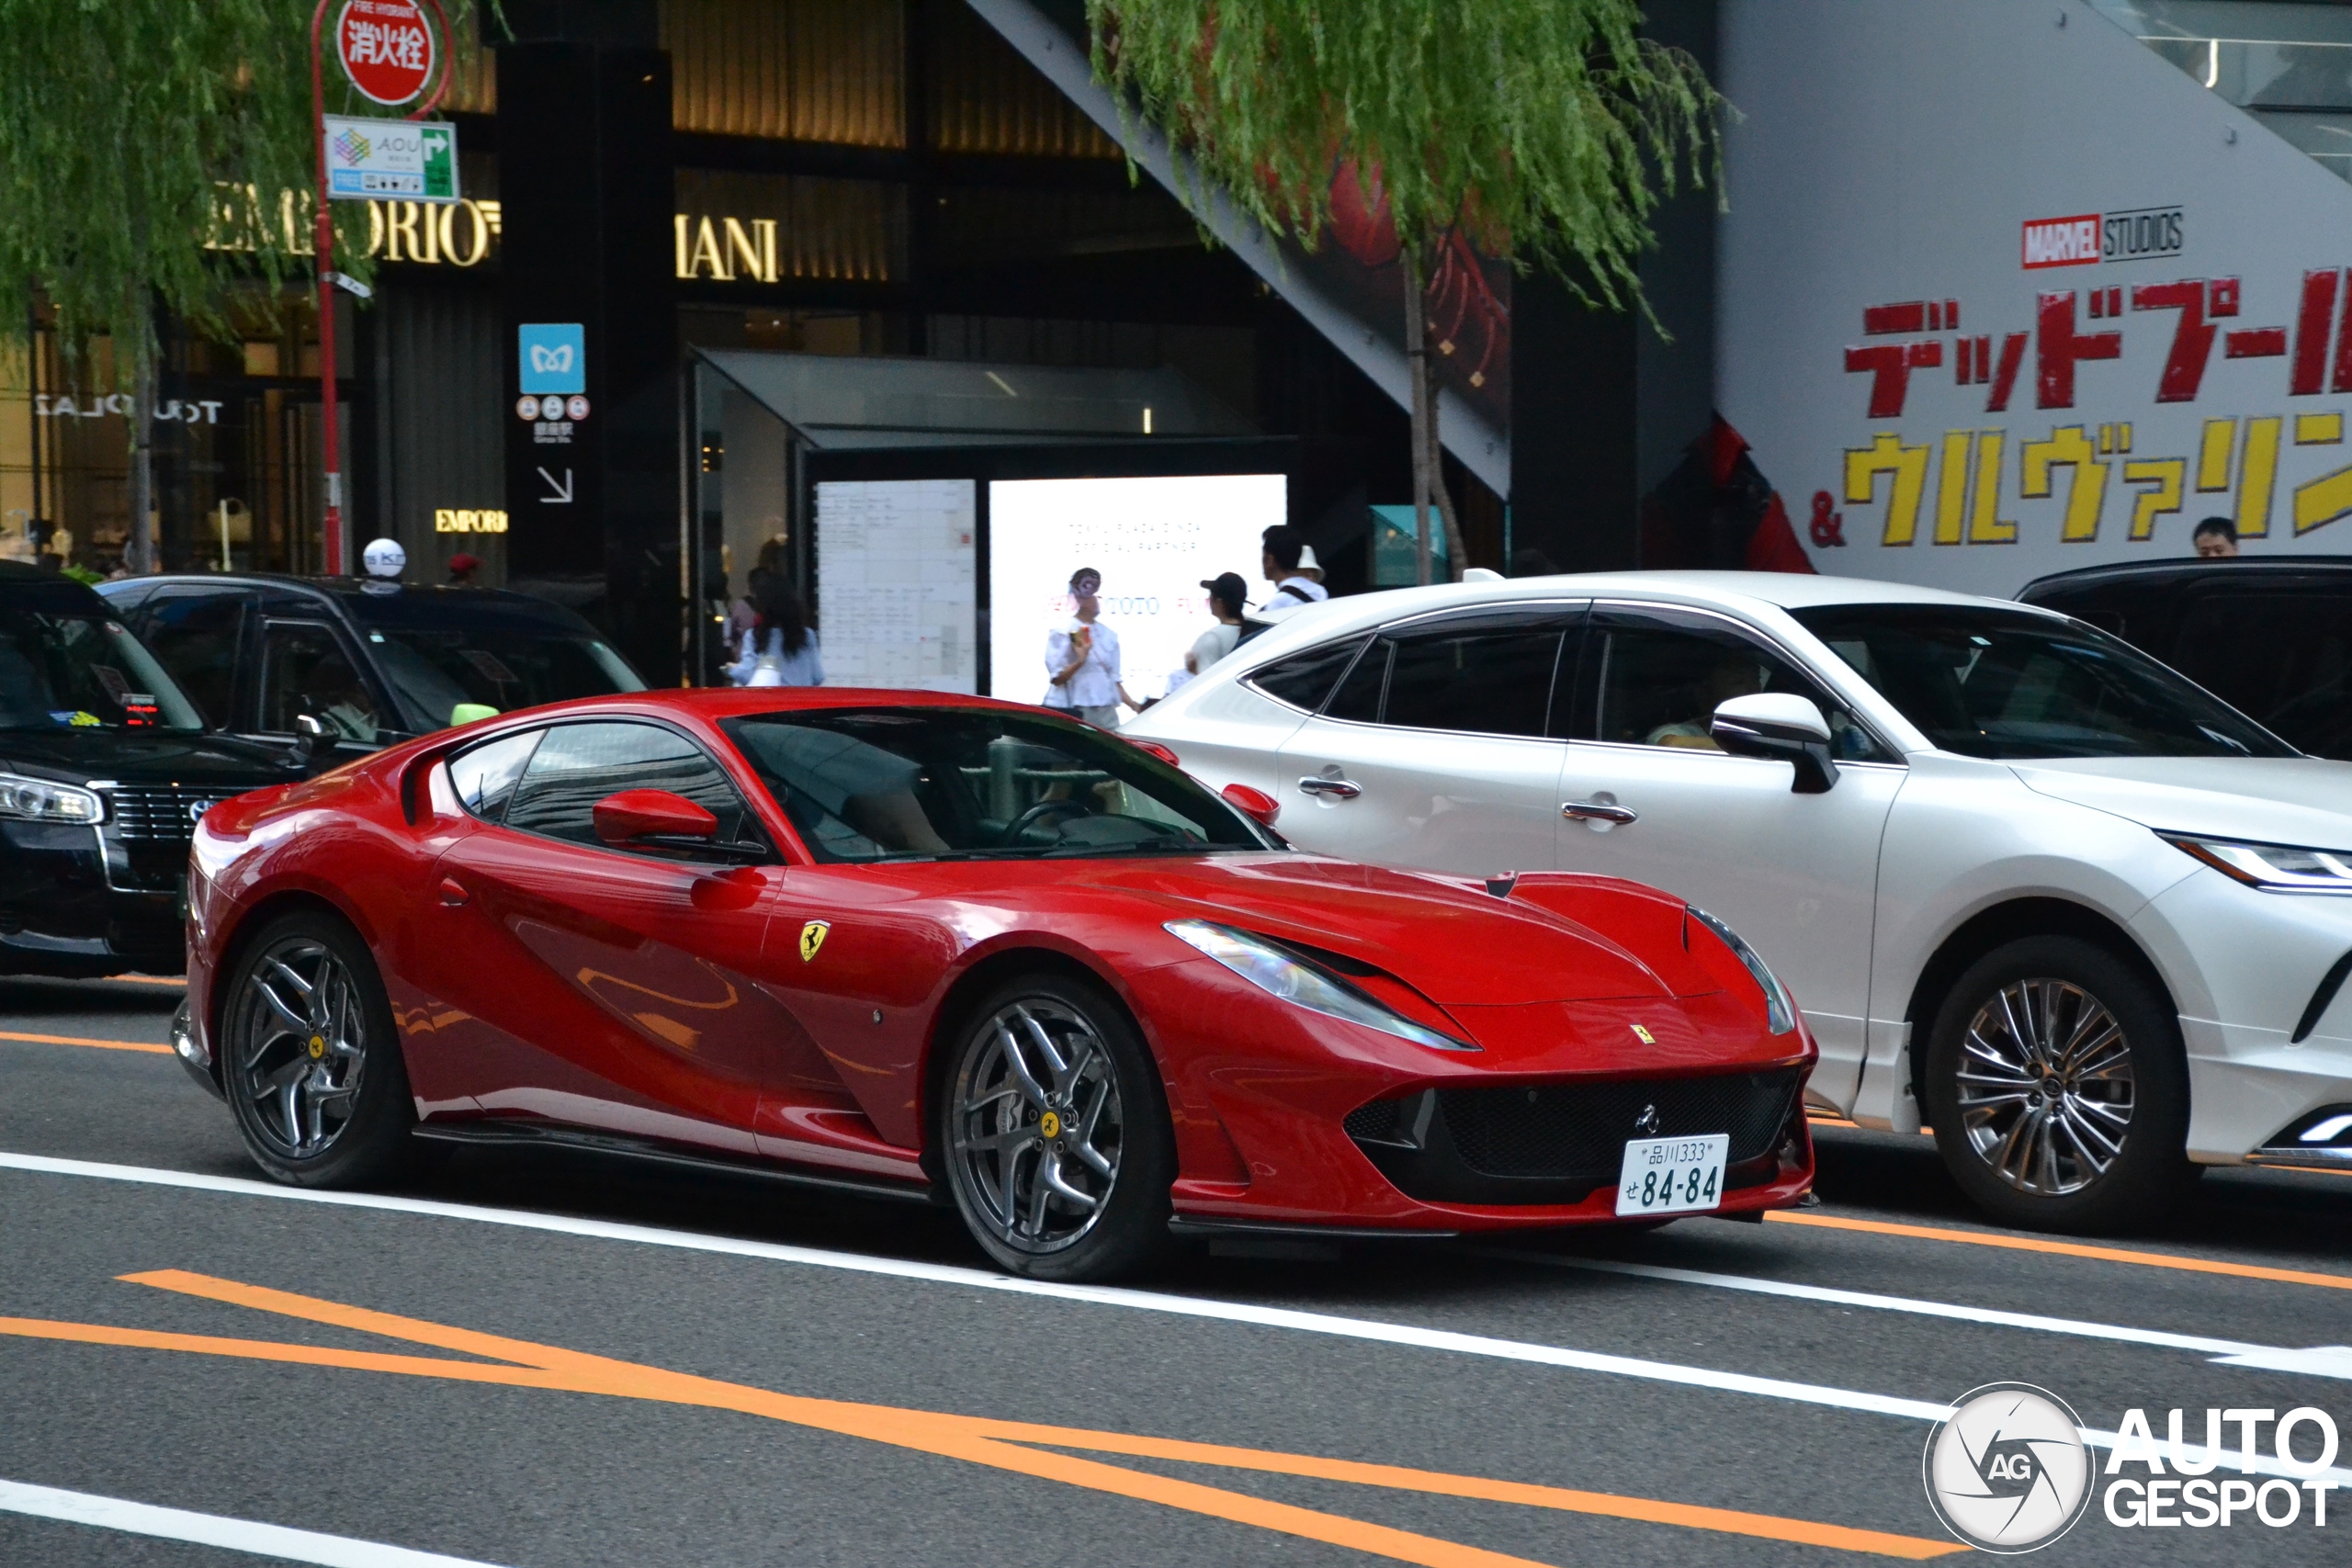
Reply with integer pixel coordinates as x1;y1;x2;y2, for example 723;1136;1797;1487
1791;604;2293;760
0;611;204;733
721;707;1273;863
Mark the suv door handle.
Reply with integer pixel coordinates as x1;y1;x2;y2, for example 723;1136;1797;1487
1297;776;1363;799
1562;800;1638;825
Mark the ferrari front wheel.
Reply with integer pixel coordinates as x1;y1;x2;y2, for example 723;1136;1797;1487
220;910;420;1189
941;973;1173;1280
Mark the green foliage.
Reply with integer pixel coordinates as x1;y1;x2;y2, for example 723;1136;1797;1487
1087;0;1723;307
0;0;471;375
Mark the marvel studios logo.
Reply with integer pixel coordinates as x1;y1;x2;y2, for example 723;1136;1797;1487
2021;206;2183;268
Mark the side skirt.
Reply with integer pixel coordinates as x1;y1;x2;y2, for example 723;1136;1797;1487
411;1121;941;1206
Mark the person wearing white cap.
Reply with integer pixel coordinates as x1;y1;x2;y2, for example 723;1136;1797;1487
1254;525;1329;625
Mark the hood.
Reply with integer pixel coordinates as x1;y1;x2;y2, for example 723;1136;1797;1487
1090;856;1687;1004
2012;757;2352;848
0;727;291;790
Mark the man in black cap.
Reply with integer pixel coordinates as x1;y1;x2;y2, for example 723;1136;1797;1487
1186;570;1250;679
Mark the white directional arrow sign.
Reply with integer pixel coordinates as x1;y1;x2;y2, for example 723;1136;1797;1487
536;467;574;504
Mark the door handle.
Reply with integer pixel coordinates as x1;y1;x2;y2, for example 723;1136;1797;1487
1562;800;1638;825
1297;776;1363;799
437;876;470;908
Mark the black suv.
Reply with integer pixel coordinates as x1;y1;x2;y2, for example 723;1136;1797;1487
0;563;290;977
96;575;646;763
2018;557;2352;760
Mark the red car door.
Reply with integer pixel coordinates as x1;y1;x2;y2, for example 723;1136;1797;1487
424;717;830;1155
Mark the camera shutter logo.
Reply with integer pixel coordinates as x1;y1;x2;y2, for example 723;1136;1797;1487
1922;1382;2094;1552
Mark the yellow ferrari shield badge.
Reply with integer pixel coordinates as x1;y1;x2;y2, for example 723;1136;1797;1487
797;920;831;963
1629;1023;1657;1045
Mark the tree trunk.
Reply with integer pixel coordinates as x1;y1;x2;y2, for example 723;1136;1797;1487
1402;251;1434;587
128;341;155;575
1426;371;1470;580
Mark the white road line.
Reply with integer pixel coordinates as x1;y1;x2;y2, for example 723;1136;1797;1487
6;1150;2348;1487
1485;1250;2268;1358
0;1478;505;1567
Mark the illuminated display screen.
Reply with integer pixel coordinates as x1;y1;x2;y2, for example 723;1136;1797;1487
986;475;1285;708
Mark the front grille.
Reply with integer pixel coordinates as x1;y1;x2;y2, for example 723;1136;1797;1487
104;786;228;843
1344;1067;1804;1205
1442;1069;1803;1179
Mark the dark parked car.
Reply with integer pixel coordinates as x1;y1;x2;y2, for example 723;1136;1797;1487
2018;556;2352;760
96;575;646;763
0;563;290;977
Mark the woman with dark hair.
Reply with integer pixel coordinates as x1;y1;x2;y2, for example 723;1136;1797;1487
725;574;824;686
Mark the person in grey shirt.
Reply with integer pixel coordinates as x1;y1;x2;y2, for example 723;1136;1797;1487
1186;570;1250;677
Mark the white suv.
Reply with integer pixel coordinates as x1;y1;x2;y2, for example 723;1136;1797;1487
1127;570;2352;1231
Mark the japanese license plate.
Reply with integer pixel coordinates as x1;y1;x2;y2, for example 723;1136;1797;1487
1614;1133;1730;1216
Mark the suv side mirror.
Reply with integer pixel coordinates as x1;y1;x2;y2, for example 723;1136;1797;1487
1711;694;1839;795
291;712;334;770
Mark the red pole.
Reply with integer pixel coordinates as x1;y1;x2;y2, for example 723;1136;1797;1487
309;0;342;576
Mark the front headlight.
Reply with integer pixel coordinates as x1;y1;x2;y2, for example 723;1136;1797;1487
2165;833;2352;894
1687;905;1796;1034
0;773;103;825
1164;919;1476;1052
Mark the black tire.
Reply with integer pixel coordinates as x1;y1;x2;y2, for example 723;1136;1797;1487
220;910;420;1188
937;971;1175;1280
1922;935;2195;1233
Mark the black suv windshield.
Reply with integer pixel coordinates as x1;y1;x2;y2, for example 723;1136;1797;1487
720;707;1272;863
344;594;644;731
0;611;204;733
1791;605;2293;760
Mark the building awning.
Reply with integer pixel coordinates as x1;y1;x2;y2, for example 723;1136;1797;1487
695;349;1254;449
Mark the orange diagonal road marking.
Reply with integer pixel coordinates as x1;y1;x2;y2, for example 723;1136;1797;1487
0;1030;171;1055
0;1269;1962;1562
1768;1209;2352;1292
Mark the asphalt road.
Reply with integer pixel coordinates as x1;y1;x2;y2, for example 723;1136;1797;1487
4;975;2351;1567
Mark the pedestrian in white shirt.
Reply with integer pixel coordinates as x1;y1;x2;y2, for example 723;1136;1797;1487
1043;567;1136;727
1253;525;1329;625
1185;570;1250;676
725;576;824;687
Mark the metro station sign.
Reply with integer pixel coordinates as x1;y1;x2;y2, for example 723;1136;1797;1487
336;0;435;106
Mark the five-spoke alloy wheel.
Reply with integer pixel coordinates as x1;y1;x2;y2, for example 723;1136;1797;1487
941;974;1171;1280
1925;935;2193;1232
222;912;417;1187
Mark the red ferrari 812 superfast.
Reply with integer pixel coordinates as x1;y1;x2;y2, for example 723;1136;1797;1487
174;690;1816;1280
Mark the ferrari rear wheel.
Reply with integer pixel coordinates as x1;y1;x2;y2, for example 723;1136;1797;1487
221;910;419;1189
941;973;1173;1280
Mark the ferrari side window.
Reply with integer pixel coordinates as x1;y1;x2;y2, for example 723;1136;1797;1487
446;728;543;822
503;721;757;852
1246;637;1369;712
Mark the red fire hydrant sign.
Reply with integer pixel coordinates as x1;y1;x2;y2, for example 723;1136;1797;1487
335;0;435;106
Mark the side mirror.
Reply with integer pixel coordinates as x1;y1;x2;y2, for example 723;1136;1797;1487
1710;694;1840;795
594;788;718;848
291;712;334;769
591;788;772;862
449;703;500;728
1221;782;1281;828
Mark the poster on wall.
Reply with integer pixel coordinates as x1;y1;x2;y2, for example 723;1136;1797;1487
815;479;977;692
1717;0;2352;599
987;475;1284;707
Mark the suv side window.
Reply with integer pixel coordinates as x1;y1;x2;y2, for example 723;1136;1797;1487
1583;606;1894;762
501;721;760;854
136;586;253;728
258;620;381;742
1377;616;1570;738
1246;637;1370;712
